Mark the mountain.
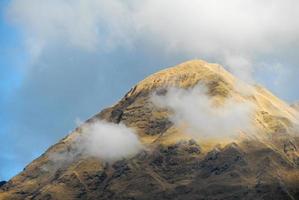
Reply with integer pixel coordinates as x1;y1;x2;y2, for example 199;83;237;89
1;60;299;200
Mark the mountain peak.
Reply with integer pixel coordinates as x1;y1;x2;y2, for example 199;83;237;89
126;59;235;98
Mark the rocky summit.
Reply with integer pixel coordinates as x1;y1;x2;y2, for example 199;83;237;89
1;60;299;200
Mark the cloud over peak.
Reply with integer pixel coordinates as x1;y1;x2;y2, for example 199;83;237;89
7;0;299;80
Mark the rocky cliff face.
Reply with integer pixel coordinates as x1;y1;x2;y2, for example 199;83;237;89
1;60;299;200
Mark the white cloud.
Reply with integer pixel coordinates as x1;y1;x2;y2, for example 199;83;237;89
133;0;299;81
77;120;143;160
47;120;143;168
152;84;256;139
7;0;135;55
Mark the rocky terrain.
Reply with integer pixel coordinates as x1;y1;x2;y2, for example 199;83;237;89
0;60;299;200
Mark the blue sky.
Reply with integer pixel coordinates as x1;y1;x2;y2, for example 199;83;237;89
1;0;299;181
0;0;27;180
0;1;24;98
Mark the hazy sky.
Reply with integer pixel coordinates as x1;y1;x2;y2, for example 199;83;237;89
1;0;299;180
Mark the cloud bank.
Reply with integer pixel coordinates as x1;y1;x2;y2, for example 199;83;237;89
7;0;299;81
152;85;256;139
